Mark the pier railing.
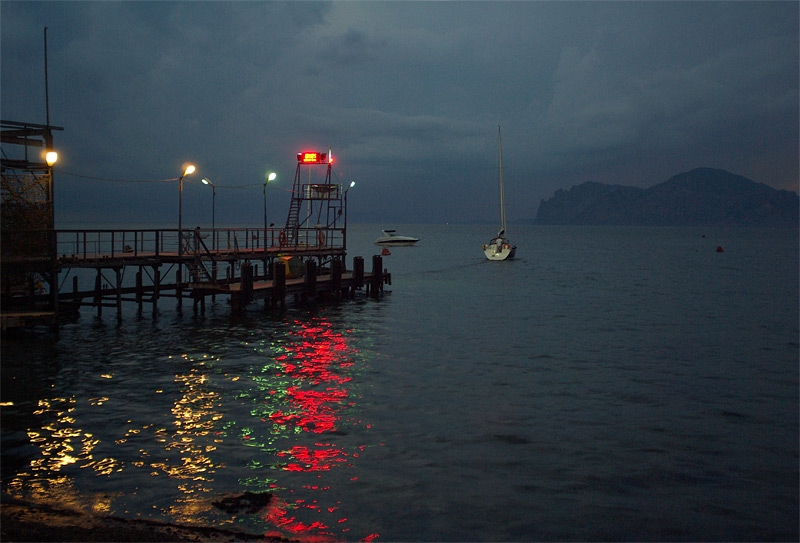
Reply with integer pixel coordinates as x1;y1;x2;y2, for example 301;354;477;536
52;227;346;261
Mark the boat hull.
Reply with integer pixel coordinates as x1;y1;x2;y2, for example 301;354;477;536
374;240;418;246
483;242;516;261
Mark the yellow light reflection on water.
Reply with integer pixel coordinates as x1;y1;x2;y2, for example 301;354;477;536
9;396;123;513
6;322;378;540
146;357;228;526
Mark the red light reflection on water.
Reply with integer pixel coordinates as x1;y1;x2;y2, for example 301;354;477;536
276;444;350;472
264;319;378;541
270;387;348;433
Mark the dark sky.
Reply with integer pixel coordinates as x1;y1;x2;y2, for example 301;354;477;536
2;1;798;226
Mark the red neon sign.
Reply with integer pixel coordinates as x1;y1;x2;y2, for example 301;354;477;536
297;151;332;164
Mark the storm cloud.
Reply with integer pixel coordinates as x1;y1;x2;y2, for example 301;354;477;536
2;1;797;225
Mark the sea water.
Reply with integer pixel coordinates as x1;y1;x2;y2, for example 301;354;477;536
2;224;797;541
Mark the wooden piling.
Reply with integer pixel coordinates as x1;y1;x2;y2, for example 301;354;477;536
353;256;364;289
135;269;143;311
241;262;253;306
305;260;317;298
273;260;286;308
176;268;182;311
115;267;122;324
94;270;102;316
152;268;160;318
331;258;342;298
370;255;382;297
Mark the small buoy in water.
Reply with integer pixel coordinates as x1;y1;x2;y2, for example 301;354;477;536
381;247;391;256
716;246;724;253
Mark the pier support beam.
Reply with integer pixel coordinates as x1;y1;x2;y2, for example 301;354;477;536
152;268;160;318
242;262;253;305
353;256;364;291
94;269;102;316
331;258;342;298
135;269;143;313
369;255;383;297
115;267;122;325
305;260;317;299
176;268;182;312
273;260;286;308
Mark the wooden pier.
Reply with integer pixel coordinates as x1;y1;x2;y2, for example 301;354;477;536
2;121;386;329
1;226;389;329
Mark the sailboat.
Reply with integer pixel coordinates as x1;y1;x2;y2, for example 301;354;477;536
483;125;516;261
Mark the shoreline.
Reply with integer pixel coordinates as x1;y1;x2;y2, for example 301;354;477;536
1;497;290;542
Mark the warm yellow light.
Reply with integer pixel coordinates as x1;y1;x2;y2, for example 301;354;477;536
183;165;196;176
45;151;58;166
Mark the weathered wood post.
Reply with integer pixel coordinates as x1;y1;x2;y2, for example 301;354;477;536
353;256;364;291
370;255;382;297
331;258;342;298
305;259;317;299
241;262;253;306
211;261;217;302
152;268;160;318
72;276;80;308
176;269;183;311
115;267;122;325
94;269;102;316
135;268;143;312
273;260;286;308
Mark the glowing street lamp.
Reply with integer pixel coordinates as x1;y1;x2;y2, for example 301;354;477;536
201;178;216;250
45;151;58;166
178;164;196;256
264;172;276;248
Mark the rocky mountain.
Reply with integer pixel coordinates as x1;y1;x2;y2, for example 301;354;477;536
534;168;799;226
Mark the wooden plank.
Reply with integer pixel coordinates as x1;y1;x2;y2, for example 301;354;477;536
0;135;44;147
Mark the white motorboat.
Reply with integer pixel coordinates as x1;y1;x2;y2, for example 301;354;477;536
373;229;419;246
483;125;516;261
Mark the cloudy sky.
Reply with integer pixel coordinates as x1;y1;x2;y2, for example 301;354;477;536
2;1;797;226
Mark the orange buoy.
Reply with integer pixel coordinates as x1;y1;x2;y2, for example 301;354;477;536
381;247;391;256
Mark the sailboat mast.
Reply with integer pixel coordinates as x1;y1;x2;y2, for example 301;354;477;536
498;125;506;234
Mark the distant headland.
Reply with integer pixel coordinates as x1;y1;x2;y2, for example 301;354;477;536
534;168;799;226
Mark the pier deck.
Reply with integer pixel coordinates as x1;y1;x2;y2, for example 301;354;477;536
2;227;389;327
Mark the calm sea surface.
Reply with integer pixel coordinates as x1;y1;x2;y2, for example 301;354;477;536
2;224;798;541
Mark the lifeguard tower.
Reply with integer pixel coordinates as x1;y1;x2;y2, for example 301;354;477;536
283;150;351;269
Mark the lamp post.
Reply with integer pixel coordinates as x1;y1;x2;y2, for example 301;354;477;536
264;172;276;248
201;178;216;250
178;164;196;256
344;181;355;251
45;150;58;222
45;149;59;309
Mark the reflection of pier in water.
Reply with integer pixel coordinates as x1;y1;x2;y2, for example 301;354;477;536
255;317;377;539
3;315;380;540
